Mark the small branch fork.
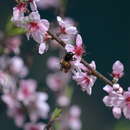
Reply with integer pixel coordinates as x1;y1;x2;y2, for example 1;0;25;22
47;31;113;86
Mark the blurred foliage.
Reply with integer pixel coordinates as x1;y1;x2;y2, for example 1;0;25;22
114;120;130;130
5;19;26;36
51;108;63;121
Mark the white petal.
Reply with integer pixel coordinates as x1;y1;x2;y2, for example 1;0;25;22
86;86;92;95
89;61;96;70
103;85;113;93
112;107;122;119
112;60;124;72
65;44;74;52
32;31;43;43
30;2;38;11
57;16;65;27
103;96;112;107
39;43;47;54
40;19;50;31
76;34;83;46
26;32;30;40
29;12;40;21
123;106;130;119
66;26;77;35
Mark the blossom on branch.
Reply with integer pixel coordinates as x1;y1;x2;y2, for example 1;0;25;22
103;84;130;119
65;34;85;60
112;60;124;80
57;16;78;35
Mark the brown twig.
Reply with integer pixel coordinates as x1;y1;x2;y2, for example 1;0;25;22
47;31;113;86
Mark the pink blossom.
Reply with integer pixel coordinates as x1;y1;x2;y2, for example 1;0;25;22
12;11;50;53
69;106;82;130
2;91;25;127
103;84;124;109
2;92;19;109
7;105;25;127
38;42;47;54
103;90;123;119
26;12;50;43
46;72;70;91
103;85;130;119
28;92;50;122
103;84;123;94
24;122;45;130
57;16;77;35
57;95;70;107
72;61;97;95
112;107;122;119
9;56;28;77
11;2;26;22
5;36;22;54
69;106;81;118
73;71;96;95
29;0;40;11
73;60;96;73
17;79;37;103
47;56;60;70
112;60;124;79
0;71;16;93
121;89;130;119
65;34;85;60
36;0;60;9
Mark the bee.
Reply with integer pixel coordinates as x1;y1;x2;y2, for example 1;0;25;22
60;52;74;73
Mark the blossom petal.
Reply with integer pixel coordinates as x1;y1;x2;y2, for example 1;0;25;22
76;34;83;46
103;85;113;93
123;106;130;119
66;26;77;35
112;107;122;119
57;16;65;27
65;44;74;52
38;43;47;54
40;19;50;32
29;12;40;21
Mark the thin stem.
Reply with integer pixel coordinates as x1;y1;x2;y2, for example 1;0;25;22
47;31;113;86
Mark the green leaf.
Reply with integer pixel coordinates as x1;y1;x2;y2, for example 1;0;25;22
51;108;62;121
5;19;26;36
0;47;4;55
65;86;73;99
54;122;61;130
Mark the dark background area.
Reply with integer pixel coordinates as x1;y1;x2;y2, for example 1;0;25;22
0;0;130;130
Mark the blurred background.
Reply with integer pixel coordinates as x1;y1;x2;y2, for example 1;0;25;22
0;0;130;130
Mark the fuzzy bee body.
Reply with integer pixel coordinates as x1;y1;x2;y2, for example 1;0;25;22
60;52;74;73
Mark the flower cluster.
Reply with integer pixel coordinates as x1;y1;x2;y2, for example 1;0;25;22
0;54;49;130
10;0;130;128
46;55;82;130
12;0;97;96
103;61;130;119
12;0;51;55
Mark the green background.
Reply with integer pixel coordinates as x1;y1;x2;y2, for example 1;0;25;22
0;0;130;130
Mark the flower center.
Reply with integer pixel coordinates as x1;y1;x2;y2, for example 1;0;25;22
74;45;84;56
112;73;121;78
17;3;26;11
22;87;30;97
28;22;39;32
30;126;39;130
126;97;130;103
60;27;66;34
83;76;90;85
16;107;23;115
28;0;33;2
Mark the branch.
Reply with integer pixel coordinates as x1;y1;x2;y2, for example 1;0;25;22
47;31;113;86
